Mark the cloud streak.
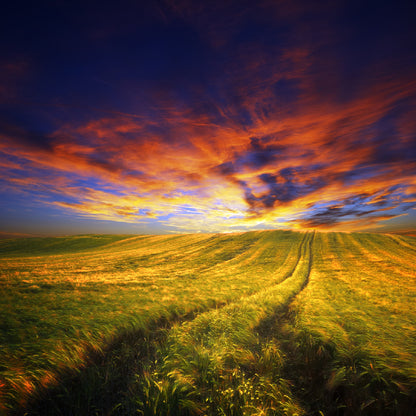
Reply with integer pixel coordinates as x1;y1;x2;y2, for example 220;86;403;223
0;0;415;233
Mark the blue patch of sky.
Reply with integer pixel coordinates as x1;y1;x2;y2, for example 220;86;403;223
70;177;128;195
0;195;82;235
155;212;175;221
177;205;200;214
137;208;152;216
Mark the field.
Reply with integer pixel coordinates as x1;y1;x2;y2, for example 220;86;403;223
0;231;415;415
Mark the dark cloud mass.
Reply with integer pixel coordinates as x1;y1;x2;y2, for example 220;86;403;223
239;137;285;169
0;119;54;151
243;168;327;212
0;0;415;234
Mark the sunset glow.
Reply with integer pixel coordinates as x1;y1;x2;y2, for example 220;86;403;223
1;0;415;235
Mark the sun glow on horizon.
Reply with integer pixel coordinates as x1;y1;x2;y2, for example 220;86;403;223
0;0;415;235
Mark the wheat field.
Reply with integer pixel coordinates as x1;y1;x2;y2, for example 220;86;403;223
0;231;415;415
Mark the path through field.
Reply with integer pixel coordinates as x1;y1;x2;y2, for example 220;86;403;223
1;231;415;415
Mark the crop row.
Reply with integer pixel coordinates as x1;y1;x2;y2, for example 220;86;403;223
0;231;304;412
129;232;315;415
1;231;415;415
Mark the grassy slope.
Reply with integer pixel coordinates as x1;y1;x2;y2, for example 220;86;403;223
293;232;416;377
0;231;415;415
0;230;301;412
0;235;133;256
285;232;416;414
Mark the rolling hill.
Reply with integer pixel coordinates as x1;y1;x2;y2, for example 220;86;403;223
0;231;415;415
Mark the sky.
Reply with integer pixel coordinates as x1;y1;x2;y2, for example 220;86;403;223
1;0;416;236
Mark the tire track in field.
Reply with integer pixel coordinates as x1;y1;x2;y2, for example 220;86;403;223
255;231;314;332
235;231;313;312
168;231;314;356
276;230;314;297
240;230;311;288
266;230;312;287
262;232;416;416
247;232;314;414
152;232;315;415
275;230;314;297
299;231;314;292
208;231;313;313
14;233;310;415
11;232;313;415
11;300;235;416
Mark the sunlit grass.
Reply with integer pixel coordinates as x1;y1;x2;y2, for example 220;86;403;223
287;232;416;414
0;230;415;414
0;230;301;411
141;232;314;415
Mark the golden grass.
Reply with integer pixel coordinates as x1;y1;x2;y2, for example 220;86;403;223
0;230;415;414
292;232;416;379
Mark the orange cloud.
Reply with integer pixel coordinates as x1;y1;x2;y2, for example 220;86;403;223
1;2;415;233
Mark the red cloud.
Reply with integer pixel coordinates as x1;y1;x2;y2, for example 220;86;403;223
1;2;415;233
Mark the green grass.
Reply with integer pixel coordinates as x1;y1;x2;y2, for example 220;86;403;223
0;230;415;415
0;235;133;256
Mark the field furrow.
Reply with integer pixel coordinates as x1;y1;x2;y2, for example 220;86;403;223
283;232;416;415
1;230;415;415
388;234;416;252
0;231;305;413
340;233;416;285
133;232;314;415
350;233;416;275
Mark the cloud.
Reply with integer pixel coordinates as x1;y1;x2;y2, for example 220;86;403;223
1;70;416;232
0;119;54;151
1;1;415;232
